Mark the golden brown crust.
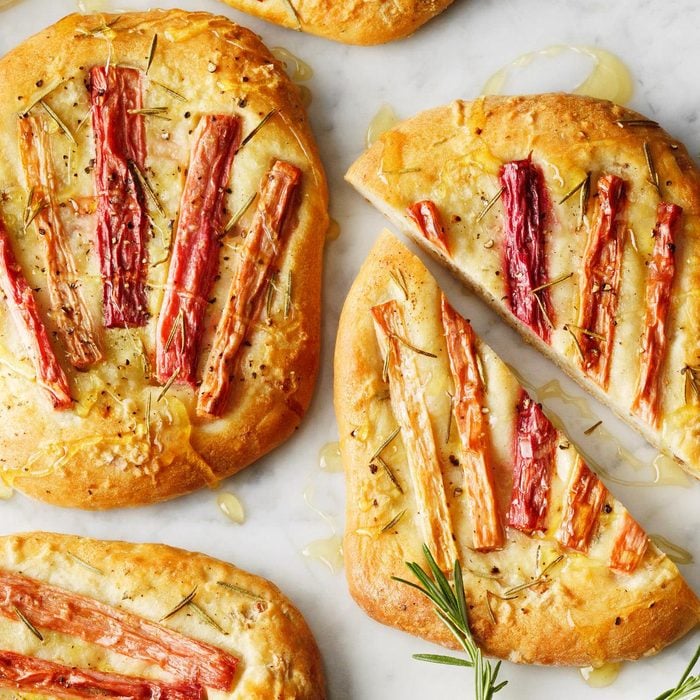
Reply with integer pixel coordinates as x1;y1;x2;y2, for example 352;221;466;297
218;0;455;45
0;11;328;508
346;94;700;478
335;231;700;665
0;531;325;698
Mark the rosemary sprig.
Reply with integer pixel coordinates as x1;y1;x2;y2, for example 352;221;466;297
223;192;256;234
394;546;507;700
654;643;700;700
160;586;197;621
413;654;472;667
14;604;44;641
146;34;158;74
40;100;76;145
644;141;661;195
237;110;277;153
476;187;504;223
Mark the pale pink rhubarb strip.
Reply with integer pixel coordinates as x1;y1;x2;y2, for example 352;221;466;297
0;218;71;408
197;160;301;417
156;114;241;385
372;299;458;571
556;457;607;553
632;202;682;426
0;570;237;690
90;65;149;328
609;512;648;574
407;200;450;255
18;115;102;369
441;296;503;551
0;650;204;700
576;174;627;388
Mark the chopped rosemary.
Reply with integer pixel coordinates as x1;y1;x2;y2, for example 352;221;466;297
584;420;602;435
393;546;508;699
381;347;390;383
284;270;293;319
390;332;437;358
237;110;277;153
644;141;661;195
160;586;198;621
476;186;504;223
265;272;278;319
558;175;587;204
13;604;43;641
163;309;184;353
282;0;303;30
445;391;454;445
533;293;553;329
151;80;187;102
40;100;76;145
188;601;226;634
157;371;178;402
503;554;564;597
564;324;585;362
145;391;152;438
146;34;158;74
223;192;256;234
24;195;47;233
615;118;660;128
531;271;573;294
485;589;519;624
654;643;700;699
373;455;403;494
128;160;165;217
381;508;406;533
566;323;605;341
578;172;591;229
128;106;170;120
67;551;104;575
216;580;264;600
682;364;700;405
390;268;409;300
369;426;400;462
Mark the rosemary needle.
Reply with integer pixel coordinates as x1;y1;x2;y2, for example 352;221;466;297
654;643;700;699
393;545;507;700
13;605;44;641
160;586;197;621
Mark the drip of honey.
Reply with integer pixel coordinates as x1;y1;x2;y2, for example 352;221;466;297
0;481;13;500
482;45;633;105
579;662;622;688
302;536;344;574
650;534;694;565
217;491;245;524
271;47;314;81
77;0;109;10
652;453;691;487
298;85;313;108
536;379;597;420
366;104;400;148
326;218;341;241
319;441;343;472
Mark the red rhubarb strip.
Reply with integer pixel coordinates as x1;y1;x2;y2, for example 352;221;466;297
19;115;102;369
407;200;449;255
632;202;682;426
500;158;553;343
156;114;241;385
441;296;502;551
372;299;457;570
609;512;648;574
556;458;607;553
576;174;627;388
0;570;237;690
507;392;557;533
0;218;71;408
197;160;301;417
90;65;149;328
0;650;203;700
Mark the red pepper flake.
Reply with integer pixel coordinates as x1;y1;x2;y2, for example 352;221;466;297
156;114;241;386
407;200;450;255
90;65;149;328
576;174;627;388
507;392;557;533
0;218;71;408
197;160;301;417
609;512;648;574
441;296;502;551
18;115;102;369
500;158;553;343
632;202;682;426
0;650;204;700
556;458;607;553
0;570;237;690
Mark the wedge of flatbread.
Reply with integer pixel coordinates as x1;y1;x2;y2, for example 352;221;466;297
346;93;700;479
334;231;699;665
217;0;454;44
0;10;328;508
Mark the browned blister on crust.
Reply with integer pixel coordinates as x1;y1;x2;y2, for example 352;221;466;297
0;10;328;508
0;532;325;699
335;231;699;666
346;94;700;479
217;0;455;45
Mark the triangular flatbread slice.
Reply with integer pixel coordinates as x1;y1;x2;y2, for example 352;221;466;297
346;94;700;478
334;231;699;665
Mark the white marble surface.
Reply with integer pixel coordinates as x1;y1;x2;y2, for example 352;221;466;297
1;0;700;697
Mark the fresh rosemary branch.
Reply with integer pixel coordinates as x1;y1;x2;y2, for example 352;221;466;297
393;545;507;700
655;643;700;700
